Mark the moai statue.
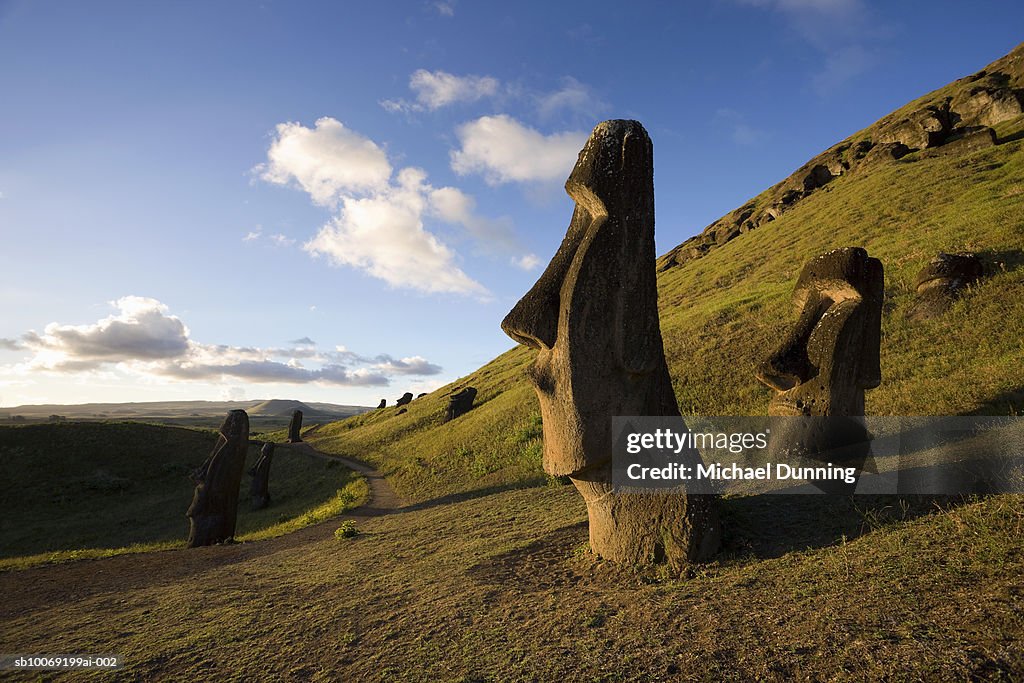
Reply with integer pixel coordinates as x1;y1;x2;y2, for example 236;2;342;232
249;441;274;511
501;120;720;571
443;387;477;423
186;410;250;547
396;392;413;407
286;410;303;443
417;393;428;399
377;399;387;409
906;252;983;321
756;247;883;483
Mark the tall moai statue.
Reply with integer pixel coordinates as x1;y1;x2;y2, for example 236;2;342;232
249;441;275;510
501;120;720;571
186;409;250;547
756;247;883;476
286;409;303;443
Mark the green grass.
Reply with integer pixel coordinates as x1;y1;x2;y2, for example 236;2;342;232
309;120;1024;503
0;421;367;568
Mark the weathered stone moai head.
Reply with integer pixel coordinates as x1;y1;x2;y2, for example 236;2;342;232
444;386;477;423
396;392;413;407
249;441;274;511
377;399;387;409
502;120;719;570
907;252;983;321
286;409;303;443
756;247;883;418
186;409;250;547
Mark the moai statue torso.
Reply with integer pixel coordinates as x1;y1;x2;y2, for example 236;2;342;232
186;410;250;547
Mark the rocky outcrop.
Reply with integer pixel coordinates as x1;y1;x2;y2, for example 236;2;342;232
658;42;1024;273
502;120;720;572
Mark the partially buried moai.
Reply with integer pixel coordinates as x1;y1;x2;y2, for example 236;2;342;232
756;247;883;475
186;409;250;547
249;441;274;511
286;409;303;443
502;120;720;571
444;386;477;423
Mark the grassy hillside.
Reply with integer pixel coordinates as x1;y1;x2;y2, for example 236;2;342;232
309;113;1024;503
0;421;367;567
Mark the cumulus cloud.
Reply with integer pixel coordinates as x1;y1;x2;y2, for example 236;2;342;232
256;117;392;205
536;77;606;119
450;115;587;186
0;338;22;351
12;297;442;387
381;69;499;113
433;0;455;16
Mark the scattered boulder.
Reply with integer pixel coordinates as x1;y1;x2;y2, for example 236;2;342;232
906;252;984;321
186;410;249;547
417;392;428;398
443;387;477;422
376;399;386;409
396;392;413;407
502;120;720;571
286;409;303;443
249;442;274;511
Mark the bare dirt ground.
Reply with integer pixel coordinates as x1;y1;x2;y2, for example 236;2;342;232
1;444;1021;681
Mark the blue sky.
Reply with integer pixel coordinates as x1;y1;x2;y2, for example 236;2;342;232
1;0;1021;407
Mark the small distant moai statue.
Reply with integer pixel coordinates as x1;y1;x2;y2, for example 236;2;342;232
249;441;274;511
417;393;428;399
377;399;387;409
186;409;250;547
444;387;477;422
501;120;720;572
396;392;413;407
287;410;303;443
906;252;983;321
756;247;883;481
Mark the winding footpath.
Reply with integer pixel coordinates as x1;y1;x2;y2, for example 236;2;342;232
0;440;402;622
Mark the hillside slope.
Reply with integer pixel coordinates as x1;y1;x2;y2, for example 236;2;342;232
309;46;1024;503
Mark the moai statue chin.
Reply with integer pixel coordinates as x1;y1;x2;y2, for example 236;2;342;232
187;409;250;547
756;247;883;479
502;120;719;571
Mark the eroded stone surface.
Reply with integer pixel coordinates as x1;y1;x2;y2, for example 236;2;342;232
502;119;719;571
396;392;413;407
249;441;274;511
186;410;249;547
907;252;984;321
286;410;303;443
444;387;477;423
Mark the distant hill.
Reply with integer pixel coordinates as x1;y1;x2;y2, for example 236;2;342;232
0;399;371;423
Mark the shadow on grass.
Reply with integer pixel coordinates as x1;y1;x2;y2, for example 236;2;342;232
397;476;550;515
719;493;979;561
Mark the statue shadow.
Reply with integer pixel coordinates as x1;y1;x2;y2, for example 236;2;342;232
976;248;1024;275
966;387;1024;416
719;493;977;562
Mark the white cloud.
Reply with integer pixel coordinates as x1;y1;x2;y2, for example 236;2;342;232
513;254;541;270
243;229;262;242
382;69;499;113
536;77;605;119
257;117;392;205
270;233;296;247
433;0;455;16
304;168;489;297
450;115;587;186
11;297;443;387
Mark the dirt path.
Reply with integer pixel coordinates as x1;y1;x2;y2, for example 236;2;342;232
0;443;402;621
